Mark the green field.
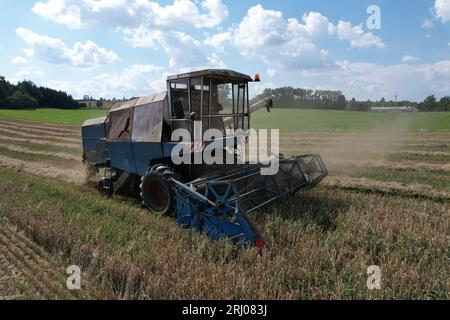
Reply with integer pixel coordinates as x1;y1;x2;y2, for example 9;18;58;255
0;108;107;125
0;107;449;131
252;109;450;132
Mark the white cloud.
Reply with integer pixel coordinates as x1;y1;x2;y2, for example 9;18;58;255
203;32;232;52
160;32;209;68
11;56;28;64
422;18;434;29
303;59;450;101
45;63;163;98
16;67;43;79
401;55;419;63
32;0;228;30
148;72;171;92
333;20;385;49
32;0;229;69
123;28;225;69
205;6;384;71
231;6;332;70
232;7;385;50
32;0;84;29
434;0;450;23
16;27;119;68
297;12;333;38
430;60;450;76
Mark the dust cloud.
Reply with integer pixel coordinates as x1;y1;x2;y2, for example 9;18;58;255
282;115;414;176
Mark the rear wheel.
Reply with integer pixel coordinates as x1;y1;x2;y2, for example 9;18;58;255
140;164;176;216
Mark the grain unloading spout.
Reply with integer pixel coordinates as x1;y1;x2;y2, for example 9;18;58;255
172;154;328;247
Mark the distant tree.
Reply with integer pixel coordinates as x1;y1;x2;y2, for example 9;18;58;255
419;95;438;112
7;91;38;108
17;80;42;103
0;76;13;106
96;100;104;108
252;87;348;110
0;76;79;109
336;94;347;110
438;96;450;112
217;84;232;106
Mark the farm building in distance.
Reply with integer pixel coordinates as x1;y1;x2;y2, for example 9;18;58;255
370;106;419;113
78;98;124;109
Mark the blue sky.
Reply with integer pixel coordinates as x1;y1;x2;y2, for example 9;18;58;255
1;0;449;101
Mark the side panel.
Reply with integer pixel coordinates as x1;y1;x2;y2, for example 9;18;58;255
106;141;137;174
107;141;164;176
132;100;164;142
81;118;107;165
132;142;165;176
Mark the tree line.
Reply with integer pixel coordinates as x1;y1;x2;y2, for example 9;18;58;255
0;76;79;109
253;87;450;112
253;87;347;110
417;95;450;112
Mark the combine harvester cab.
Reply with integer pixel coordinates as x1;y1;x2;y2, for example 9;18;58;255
82;69;328;248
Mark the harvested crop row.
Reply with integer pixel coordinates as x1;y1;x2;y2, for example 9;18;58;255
0;122;80;138
0;117;81;133
0;116;80;131
0;145;83;173
0;118;80;135
397;150;450;158
279;147;450;159
0;139;81;157
280;132;450;140
324;176;450;201
278;135;450;143
0;127;80;144
0;154;86;184
0;169;448;299
372;160;450;173
0;220;77;299
0;135;81;150
0;144;81;162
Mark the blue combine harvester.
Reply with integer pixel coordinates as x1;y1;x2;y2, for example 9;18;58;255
82;69;327;248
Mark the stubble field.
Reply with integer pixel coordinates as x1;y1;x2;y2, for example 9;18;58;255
0;111;448;299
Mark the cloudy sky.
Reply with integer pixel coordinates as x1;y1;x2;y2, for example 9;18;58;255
1;0;450;101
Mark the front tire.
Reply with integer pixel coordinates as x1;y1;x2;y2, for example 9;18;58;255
140;164;176;216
